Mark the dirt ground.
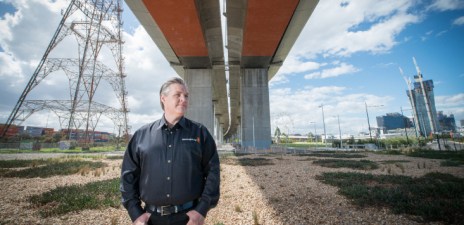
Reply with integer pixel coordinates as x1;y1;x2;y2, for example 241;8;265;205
0;152;462;225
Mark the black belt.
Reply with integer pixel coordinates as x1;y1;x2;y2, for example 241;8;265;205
146;201;195;216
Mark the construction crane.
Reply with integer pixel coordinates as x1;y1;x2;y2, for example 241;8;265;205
399;67;421;138
413;57;436;135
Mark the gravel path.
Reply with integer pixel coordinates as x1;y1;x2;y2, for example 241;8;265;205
0;152;461;224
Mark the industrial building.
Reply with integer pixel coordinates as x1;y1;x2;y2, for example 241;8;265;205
437;111;456;132
376;112;412;131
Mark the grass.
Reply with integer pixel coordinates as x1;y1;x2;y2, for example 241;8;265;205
379;160;410;164
220;157;274;166
296;152;367;158
440;160;462;167
377;150;403;155
0;159;49;168
29;178;120;217
238;158;274;166
316;172;464;224
106;155;124;160
313;159;379;170
407;150;464;166
0;146;121;154
0;159;106;178
273;142;326;148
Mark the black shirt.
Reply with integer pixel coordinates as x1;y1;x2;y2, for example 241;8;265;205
120;116;220;221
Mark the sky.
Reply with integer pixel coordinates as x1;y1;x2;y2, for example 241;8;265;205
0;0;463;138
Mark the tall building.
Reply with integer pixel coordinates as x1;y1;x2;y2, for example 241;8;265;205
376;113;412;131
437;111;456;132
406;75;440;137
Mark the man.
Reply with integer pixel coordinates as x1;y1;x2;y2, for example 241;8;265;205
120;77;220;225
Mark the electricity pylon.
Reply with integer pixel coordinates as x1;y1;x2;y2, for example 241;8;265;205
1;0;130;146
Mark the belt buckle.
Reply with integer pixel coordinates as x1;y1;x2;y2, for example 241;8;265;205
159;205;171;216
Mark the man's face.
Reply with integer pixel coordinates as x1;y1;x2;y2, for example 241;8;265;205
161;83;189;117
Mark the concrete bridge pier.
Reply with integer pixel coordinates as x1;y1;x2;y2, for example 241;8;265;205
214;114;224;144
184;69;214;134
240;68;272;150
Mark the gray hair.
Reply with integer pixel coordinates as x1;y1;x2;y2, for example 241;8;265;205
159;77;188;110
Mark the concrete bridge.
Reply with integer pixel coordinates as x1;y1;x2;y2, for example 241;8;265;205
125;0;318;149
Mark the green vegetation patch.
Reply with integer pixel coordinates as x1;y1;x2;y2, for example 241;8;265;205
238;157;274;166
379;160;410;164
440;160;462;167
0;160;106;178
317;172;464;224
313;159;378;170
377;150;403;155
407;150;464;166
297;152;367;159
220;157;274;166
106;155;124;160
0;159;49;168
29;178;120;217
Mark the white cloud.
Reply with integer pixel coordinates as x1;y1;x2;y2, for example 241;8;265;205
453;16;464;25
291;0;419;58
427;0;464;11
435;93;464;124
0;52;24;84
272;0;421;84
270;85;393;135
304;63;360;79
278;55;323;75
0;0;175;133
436;93;464;108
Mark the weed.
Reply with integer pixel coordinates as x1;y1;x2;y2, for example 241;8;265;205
380;160;410;164
297;152;367;159
0;159;48;168
253;210;260;225
408;150;464;162
269;197;280;203
395;163;406;173
313;159;379;170
238;158;274;166
316;172;464;224
440;160;462;167
29;178;120;217
110;216;118;225
94;169;102;177
234;205;242;213
78;165;92;176
0;160;106;178
106;155;124;160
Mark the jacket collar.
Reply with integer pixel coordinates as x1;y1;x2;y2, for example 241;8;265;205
157;115;187;130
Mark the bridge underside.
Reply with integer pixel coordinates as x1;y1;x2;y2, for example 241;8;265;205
125;0;318;149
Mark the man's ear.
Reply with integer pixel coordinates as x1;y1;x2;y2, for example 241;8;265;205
160;95;166;104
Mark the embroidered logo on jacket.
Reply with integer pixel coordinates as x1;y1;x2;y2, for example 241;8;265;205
181;137;201;144
182;138;196;141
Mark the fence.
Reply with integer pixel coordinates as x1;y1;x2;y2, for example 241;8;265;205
0;142;121;151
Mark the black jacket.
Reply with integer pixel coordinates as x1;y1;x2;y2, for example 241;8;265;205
120;116;220;221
